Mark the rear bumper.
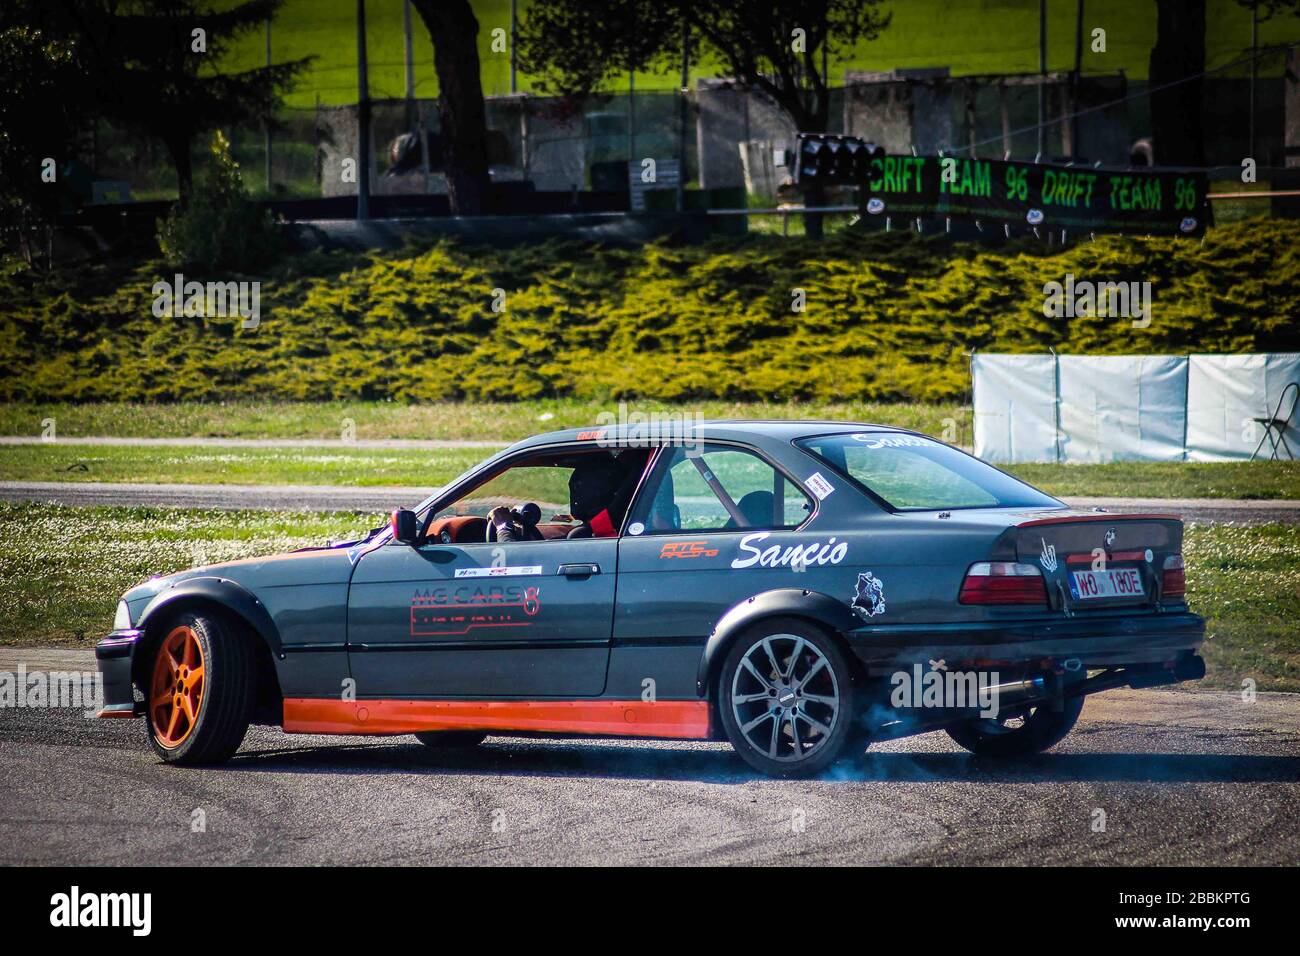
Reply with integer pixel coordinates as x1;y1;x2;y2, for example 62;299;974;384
95;629;143;717
847;611;1205;672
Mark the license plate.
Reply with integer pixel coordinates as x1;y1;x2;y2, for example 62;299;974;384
1069;568;1145;601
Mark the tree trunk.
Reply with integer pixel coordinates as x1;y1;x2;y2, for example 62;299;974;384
411;0;490;215
166;133;194;206
1149;0;1206;166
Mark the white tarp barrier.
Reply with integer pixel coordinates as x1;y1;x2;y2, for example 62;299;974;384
972;354;1058;462
1057;355;1188;463
972;351;1299;463
1186;353;1300;461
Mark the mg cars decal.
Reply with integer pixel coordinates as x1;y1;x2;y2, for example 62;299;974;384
410;585;541;637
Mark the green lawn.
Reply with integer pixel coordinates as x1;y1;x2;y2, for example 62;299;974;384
0;505;369;647
0;444;484;488
0;400;970;443
1183;523;1300;693
218;0;1298;107
1008;461;1300;501
1;504;1293;691
1;442;1297;500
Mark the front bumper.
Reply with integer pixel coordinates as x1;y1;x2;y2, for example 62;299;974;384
95;629;143;717
848;611;1205;673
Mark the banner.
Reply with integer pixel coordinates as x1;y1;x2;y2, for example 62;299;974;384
860;155;1209;235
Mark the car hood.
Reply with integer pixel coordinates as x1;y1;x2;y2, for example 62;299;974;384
122;545;359;605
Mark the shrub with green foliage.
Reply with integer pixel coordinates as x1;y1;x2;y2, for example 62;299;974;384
1;220;1297;403
156;131;282;271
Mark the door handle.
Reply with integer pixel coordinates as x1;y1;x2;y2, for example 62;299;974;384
558;563;600;578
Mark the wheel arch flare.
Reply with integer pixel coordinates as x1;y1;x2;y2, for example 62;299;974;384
696;588;860;697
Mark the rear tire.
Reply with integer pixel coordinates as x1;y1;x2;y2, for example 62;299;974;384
413;731;488;749
946;695;1084;757
146;610;254;765
717;618;857;778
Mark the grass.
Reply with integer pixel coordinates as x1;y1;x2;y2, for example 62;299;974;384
1184;523;1300;693
215;0;1299;107
0;400;971;443
1007;461;1300;501
0;505;371;647
0;444;484;487
1;504;1293;691
1;442;1296;499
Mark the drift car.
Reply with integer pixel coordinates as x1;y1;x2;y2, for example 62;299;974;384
96;421;1205;777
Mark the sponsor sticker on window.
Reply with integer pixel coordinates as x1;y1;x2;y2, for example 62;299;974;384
806;472;835;500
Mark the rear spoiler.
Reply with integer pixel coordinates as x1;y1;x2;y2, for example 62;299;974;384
1016;513;1181;528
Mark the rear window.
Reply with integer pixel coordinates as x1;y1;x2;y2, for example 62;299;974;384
795;432;1060;511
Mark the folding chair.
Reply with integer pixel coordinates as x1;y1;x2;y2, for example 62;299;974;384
1250;381;1298;461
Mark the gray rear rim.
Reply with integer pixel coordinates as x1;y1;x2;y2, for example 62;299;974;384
731;633;840;763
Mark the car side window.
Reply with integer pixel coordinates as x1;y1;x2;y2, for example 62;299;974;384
425;447;652;544
629;444;812;534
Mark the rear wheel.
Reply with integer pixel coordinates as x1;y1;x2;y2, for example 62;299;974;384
946;695;1084;757
717;619;857;778
413;731;488;749
146;611;254;765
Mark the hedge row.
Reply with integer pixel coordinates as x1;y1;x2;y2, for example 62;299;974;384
2;220;1297;403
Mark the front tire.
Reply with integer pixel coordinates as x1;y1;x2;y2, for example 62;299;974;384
146;611;254;765
945;695;1084;757
717;618;857;778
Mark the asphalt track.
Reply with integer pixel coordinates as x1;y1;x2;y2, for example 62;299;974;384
1;480;1297;524
1;649;1297;865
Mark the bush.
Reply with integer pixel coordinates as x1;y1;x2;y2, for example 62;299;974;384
156;131;282;271
1;220;1297;404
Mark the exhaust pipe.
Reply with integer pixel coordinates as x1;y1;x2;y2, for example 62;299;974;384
864;657;1205;740
1064;654;1206;698
986;675;1048;701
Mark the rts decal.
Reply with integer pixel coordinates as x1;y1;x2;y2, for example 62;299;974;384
851;571;886;620
410;584;541;637
660;541;719;560
731;532;848;569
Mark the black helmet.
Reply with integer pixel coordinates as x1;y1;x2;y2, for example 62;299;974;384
568;456;623;522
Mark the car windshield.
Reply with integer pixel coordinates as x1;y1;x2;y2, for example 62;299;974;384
795;432;1061;511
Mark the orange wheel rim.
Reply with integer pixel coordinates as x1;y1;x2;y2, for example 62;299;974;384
149;626;204;749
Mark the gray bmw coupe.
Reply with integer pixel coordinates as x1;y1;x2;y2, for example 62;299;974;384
96;421;1205;777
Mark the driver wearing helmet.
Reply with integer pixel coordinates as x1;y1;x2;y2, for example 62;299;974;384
487;453;641;542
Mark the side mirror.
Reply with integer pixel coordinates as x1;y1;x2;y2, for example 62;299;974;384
390;508;419;545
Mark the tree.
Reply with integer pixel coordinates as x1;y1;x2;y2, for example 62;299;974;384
0;13;88;265
1148;0;1206;166
517;0;892;236
409;0;492;215
53;0;310;203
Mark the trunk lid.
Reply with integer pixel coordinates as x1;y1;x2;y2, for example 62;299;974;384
1012;511;1184;612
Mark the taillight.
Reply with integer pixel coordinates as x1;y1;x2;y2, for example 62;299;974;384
1162;554;1186;598
959;562;1047;605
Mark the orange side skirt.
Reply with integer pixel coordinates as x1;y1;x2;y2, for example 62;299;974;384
283;698;712;740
